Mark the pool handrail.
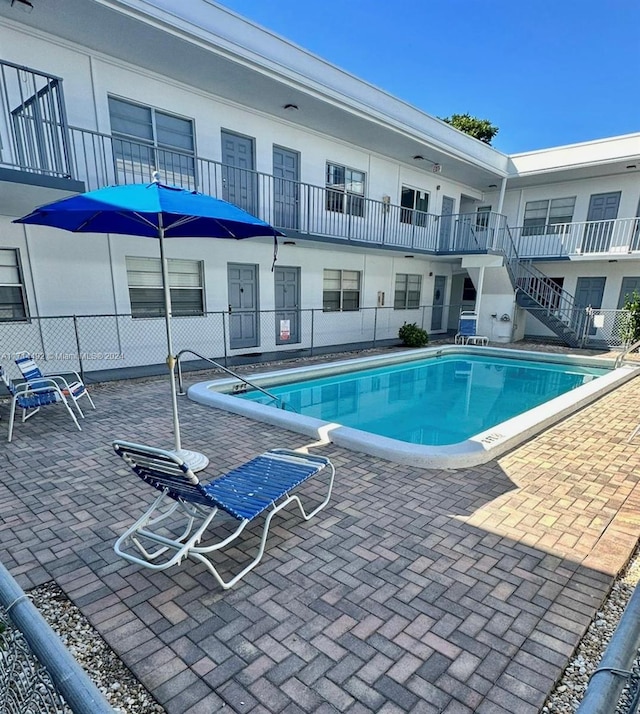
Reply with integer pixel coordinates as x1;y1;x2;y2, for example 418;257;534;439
175;349;296;412
615;338;640;368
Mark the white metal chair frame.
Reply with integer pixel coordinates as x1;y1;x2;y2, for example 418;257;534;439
14;353;95;419
0;368;81;441
112;441;335;590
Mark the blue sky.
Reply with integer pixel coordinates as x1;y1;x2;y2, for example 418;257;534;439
217;0;640;154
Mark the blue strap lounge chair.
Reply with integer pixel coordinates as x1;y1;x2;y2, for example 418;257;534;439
15;353;95;418
112;441;335;589
0;367;81;442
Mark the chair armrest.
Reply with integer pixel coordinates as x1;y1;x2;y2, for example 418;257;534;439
42;371;84;387
14;378;64;396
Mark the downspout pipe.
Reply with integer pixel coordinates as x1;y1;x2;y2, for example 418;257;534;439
496;176;508;216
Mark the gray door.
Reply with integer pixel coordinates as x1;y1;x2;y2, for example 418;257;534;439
275;266;300;345
583;192;621;252
430;276;446;331
575;276;605;336
228;263;259;349
438;196;455;251
273;146;299;230
221;130;257;216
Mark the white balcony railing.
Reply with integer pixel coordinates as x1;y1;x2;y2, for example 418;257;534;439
513;218;640;259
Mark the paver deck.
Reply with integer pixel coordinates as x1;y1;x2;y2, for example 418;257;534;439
1;345;639;713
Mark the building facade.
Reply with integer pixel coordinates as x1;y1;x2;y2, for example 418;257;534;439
1;0;639;375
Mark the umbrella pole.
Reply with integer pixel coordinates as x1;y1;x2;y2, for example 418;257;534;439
159;227;209;472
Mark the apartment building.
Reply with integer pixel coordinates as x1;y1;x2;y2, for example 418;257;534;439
1;0;639;374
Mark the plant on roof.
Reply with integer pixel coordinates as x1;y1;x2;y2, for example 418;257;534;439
398;322;429;348
440;113;499;145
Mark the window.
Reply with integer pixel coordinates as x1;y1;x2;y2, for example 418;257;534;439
394;273;422;309
523;197;576;236
323;269;361;311
126;257;204;318
400;187;429;226
326;163;365;217
0;249;28;321
109;97;195;188
476;206;492;229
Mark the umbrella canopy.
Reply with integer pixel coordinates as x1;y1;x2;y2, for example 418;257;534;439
15;180;285;239
14;180;285;470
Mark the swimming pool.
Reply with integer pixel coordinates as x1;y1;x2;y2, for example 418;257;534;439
188;346;639;469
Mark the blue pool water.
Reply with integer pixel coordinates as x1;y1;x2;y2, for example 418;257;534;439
237;354;608;446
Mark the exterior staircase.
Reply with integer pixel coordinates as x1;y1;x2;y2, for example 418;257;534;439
489;225;588;347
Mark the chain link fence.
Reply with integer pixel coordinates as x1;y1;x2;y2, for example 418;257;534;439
524;307;631;349
0;305;632;384
0;606;71;713
577;582;640;714
0;304;455;383
0;562;114;714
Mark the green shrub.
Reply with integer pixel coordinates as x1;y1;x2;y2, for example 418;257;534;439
398;322;429;348
620;290;640;346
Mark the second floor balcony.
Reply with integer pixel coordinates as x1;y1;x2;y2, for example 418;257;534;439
3;60;637;263
512;218;640;260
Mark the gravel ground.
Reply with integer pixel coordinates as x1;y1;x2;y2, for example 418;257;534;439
542;543;640;713
30;582;165;714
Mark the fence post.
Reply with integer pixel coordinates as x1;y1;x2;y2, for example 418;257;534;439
372;307;378;348
221;310;228;367
580;307;592;348
310;309;315;357
73;315;84;382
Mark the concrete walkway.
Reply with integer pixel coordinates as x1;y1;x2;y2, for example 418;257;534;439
1;347;639;713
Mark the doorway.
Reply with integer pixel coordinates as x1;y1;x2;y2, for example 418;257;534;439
273;146;300;230
274;266;300;344
228;263;259;349
221;130;258;216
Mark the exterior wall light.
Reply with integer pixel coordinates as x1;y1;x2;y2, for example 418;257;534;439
11;0;34;10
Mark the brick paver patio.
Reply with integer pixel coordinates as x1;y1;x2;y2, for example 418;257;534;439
1;347;639;713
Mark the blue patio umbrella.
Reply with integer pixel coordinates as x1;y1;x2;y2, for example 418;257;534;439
14;178;285;470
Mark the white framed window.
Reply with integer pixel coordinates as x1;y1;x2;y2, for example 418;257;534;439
326;163;365;217
323;269;361;312
400;187;429;226
126;257;204;318
0;248;29;321
523;197;576;236
108;97;196;188
476;206;492;229
394;273;422;309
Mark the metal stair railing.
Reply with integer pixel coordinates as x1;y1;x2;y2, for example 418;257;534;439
615;338;640;368
493;222;587;346
175;349;297;412
513;259;587;345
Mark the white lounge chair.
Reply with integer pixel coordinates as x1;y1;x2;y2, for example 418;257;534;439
112;441;335;589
